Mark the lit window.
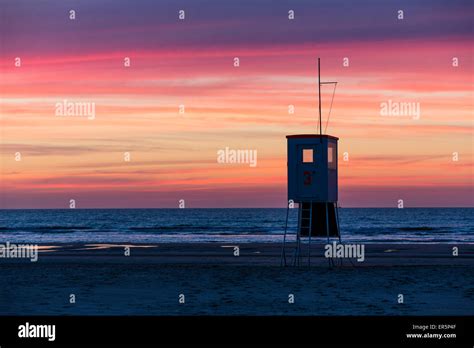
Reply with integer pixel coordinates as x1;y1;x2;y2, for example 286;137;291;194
328;143;337;169
303;149;313;163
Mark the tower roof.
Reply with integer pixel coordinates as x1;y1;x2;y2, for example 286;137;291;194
286;134;339;140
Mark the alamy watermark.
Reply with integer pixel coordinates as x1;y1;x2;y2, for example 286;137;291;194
18;322;55;341
55;99;96;120
380;99;420;120
217;147;257;167
324;241;365;262
0;242;38;262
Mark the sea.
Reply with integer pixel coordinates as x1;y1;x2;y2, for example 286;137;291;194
0;208;472;244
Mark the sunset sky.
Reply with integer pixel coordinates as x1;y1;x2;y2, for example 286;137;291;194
1;0;472;208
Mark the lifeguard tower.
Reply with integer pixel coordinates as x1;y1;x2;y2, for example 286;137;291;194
281;58;341;267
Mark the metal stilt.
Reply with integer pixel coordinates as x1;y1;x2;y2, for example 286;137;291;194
325;202;334;267
293;204;303;266
335;202;341;242
334;202;342;266
308;201;313;267
280;204;290;267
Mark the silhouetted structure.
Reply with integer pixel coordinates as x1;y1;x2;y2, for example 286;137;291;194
281;59;341;267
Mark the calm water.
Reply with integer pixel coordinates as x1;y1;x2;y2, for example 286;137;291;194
0;208;472;244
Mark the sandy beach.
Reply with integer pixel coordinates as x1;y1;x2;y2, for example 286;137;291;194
1;242;472;265
0;242;473;315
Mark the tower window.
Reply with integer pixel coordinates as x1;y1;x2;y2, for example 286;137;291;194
302;149;313;163
328;143;337;169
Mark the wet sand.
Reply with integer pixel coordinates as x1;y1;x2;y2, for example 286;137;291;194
0;243;473;315
3;242;471;266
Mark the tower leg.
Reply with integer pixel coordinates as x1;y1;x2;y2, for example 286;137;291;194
308;201;312;267
293;203;302;266
325;202;333;267
296;229;301;267
280;204;290;267
335;202;342;242
334;202;342;266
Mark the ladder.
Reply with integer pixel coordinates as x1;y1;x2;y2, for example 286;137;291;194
280;202;313;267
295;202;313;266
280;201;343;267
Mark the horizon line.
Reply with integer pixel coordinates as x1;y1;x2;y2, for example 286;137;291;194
0;207;472;210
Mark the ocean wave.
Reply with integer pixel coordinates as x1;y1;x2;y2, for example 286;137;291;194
128;225;273;234
347;226;451;234
0;226;94;233
397;226;439;231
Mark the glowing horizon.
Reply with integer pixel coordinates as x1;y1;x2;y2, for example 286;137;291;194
1;0;472;208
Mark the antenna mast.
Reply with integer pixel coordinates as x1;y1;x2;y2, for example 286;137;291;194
317;58;338;139
318;58;322;139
